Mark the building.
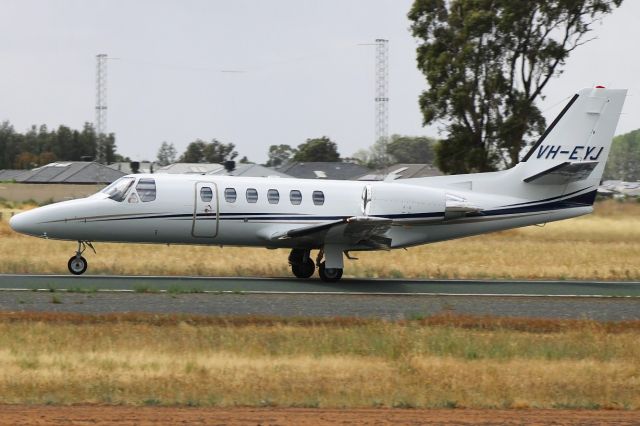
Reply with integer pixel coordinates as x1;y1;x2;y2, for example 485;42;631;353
357;163;443;181
10;162;125;184
0;170;30;182
209;163;292;178
154;163;225;174
0;162;126;203
277;162;370;180
107;161;154;174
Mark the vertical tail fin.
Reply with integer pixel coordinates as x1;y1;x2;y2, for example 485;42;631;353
519;87;626;186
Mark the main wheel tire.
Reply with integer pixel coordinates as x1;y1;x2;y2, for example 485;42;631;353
292;258;315;279
318;261;343;282
68;256;88;275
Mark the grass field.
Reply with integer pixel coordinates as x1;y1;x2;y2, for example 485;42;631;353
1;199;639;280
0;312;638;409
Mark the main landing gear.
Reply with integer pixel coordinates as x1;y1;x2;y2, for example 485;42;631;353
288;248;345;282
288;249;315;279
67;241;95;275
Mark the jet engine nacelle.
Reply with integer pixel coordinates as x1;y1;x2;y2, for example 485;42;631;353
366;183;445;218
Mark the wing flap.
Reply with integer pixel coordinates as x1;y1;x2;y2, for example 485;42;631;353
271;218;346;240
270;216;393;248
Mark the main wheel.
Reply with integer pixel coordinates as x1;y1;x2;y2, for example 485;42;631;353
68;256;88;275
318;261;343;282
292;258;315;279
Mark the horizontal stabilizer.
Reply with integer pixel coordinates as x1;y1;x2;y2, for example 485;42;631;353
523;161;598;185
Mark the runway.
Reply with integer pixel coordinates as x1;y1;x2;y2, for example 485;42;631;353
0;275;639;321
1;274;640;297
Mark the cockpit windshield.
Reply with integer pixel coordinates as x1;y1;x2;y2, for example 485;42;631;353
101;177;136;202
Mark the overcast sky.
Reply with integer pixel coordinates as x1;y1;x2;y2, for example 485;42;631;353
2;0;640;164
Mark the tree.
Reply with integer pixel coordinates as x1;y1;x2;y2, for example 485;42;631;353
366;138;393;169
352;135;437;169
604;130;640;181
265;144;297;167
156;142;177;166
14;152;38;169
388;135;436;164
293;137;340;162
203;139;237;163
409;0;623;174
179;139;238;163
97;133;117;164
76;123;98;161
0;121;19;169
180;140;207;163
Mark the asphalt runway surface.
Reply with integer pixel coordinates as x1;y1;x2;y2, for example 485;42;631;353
0;274;639;321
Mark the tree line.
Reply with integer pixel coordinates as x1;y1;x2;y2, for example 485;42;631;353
0;121;120;169
5;116;636;181
158;135;436;170
0;119;447;174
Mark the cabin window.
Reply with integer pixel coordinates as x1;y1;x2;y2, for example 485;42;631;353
290;190;302;205
200;186;213;202
267;189;280;204
312;190;325;206
224;188;237;203
102;177;135;202
246;188;258;203
136;178;156;202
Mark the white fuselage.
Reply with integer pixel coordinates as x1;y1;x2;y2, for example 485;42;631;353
9;173;591;251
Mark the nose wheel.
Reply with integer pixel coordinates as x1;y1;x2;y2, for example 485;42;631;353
318;262;343;282
68;256;88;275
67;241;95;275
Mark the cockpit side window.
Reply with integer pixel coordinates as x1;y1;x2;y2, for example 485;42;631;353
136;178;157;202
101;177;135;202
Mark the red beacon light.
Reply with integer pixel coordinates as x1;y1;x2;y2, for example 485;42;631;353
595;85;606;89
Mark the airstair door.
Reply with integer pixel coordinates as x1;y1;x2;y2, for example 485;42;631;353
192;182;219;238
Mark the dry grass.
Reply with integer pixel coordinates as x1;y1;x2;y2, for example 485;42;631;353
0;313;638;408
1;199;640;280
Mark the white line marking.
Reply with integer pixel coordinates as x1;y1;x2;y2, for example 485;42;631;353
0;288;638;298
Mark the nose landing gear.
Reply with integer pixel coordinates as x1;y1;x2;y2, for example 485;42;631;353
318;261;343;282
67;241;95;275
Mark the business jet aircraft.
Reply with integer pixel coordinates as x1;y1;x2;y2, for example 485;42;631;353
10;87;626;281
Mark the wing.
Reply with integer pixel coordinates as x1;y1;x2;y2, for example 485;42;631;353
268;216;393;249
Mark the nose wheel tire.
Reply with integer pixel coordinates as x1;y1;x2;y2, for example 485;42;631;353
68;256;88;275
291;258;315;279
318;261;343;282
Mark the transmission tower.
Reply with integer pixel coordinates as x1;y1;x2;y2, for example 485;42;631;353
374;39;389;151
95;54;108;138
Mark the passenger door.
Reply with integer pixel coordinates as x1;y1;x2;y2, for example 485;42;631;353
192;182;219;238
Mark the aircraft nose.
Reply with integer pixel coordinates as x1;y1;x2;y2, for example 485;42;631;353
9;210;38;236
